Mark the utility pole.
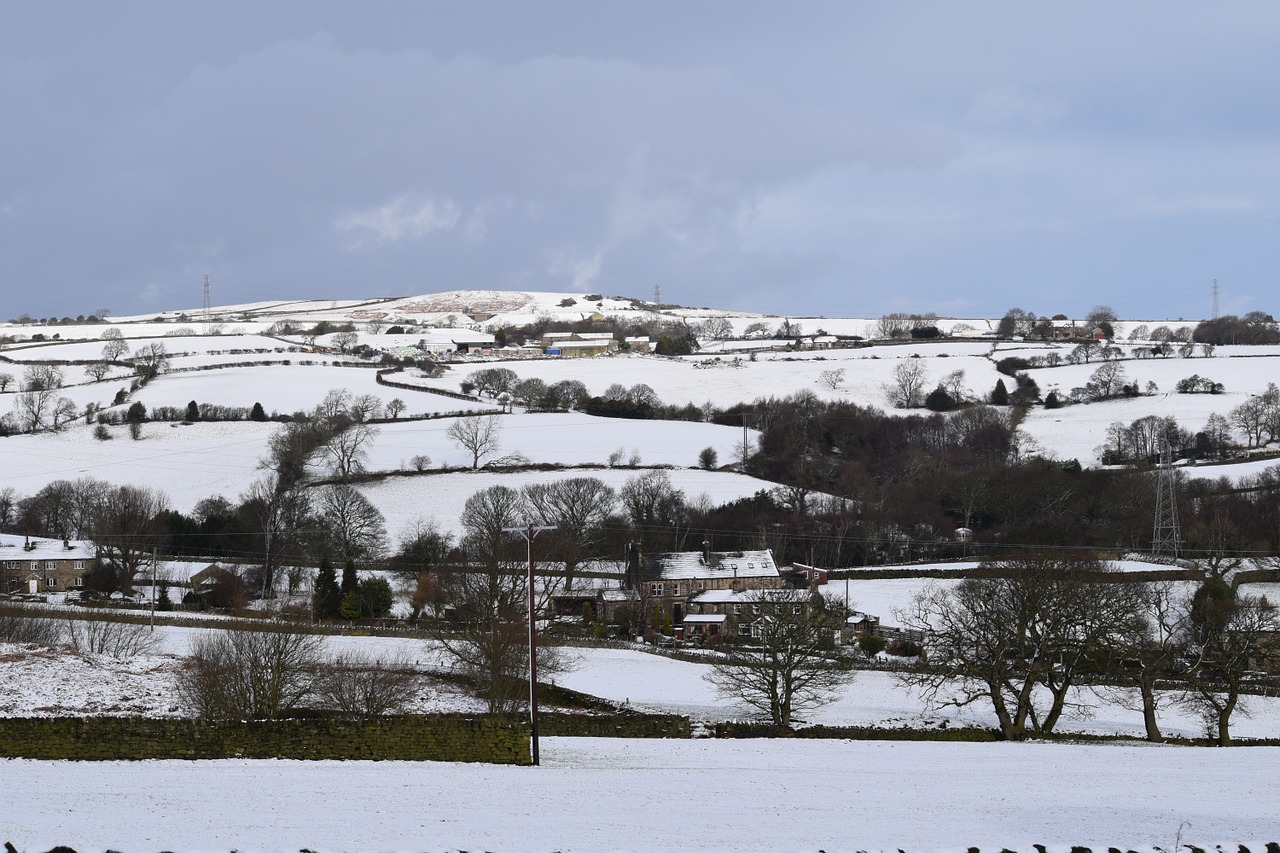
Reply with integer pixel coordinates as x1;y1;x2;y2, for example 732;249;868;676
504;521;555;766
149;547;157;631
202;274;211;333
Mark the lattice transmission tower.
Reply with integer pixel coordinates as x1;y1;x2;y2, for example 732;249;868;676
1212;278;1220;320
1151;438;1182;560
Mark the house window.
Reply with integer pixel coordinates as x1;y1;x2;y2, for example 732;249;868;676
733;604;742;615
748;562;755;570
673;583;682;595
73;560;84;569
45;561;56;570
650;583;661;596
698;580;705;590
45;577;57;588
74;577;84;588
794;604;803;614
753;603;761;615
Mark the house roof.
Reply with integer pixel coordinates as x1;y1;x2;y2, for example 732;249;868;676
645;549;778;581
0;533;96;562
683;614;727;624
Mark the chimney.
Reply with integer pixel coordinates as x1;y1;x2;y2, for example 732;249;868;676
702;539;711;564
64;537;71;550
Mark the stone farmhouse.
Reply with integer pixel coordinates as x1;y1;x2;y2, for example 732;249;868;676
0;533;95;596
557;544;827;641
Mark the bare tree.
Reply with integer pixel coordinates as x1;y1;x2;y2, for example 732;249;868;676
241;475;313;598
899;555;1135;740
0;372;13;392
332;330;359;353
1096;581;1190;743
437;485;570;713
349;393;382;422
176;629;326;719
130;342;170;378
522;477;617;586
699;317;734;340
51;397;78;430
1182;591;1280;745
22;364;64;391
314;483;386;563
93;484;169;594
447;414;503;469
818;368;846;391
101;337;128;361
320;423;379;482
885;359;927;408
385;397;407;419
14;387;59;432
321;651;419;718
84;361;111;382
620;470;686;536
706;588;852;728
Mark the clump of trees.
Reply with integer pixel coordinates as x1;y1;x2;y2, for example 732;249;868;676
1193;312;1280;346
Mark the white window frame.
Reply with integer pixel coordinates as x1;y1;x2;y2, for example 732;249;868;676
45;561;56;570
73;560;84;569
733;603;742;615
74;577;84;588
45;577;57;589
650;583;661;596
753;603;762;615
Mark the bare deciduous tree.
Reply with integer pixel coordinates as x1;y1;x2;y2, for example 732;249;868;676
321;651;419;718
706;588;852;728
93;484;169;594
522;477;617;586
314;483;386;563
447;414;503;469
176;629;325;719
818;368;846;391
885;359;927;408
320;423;378;482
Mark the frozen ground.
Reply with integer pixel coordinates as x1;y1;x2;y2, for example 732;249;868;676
4;738;1279;852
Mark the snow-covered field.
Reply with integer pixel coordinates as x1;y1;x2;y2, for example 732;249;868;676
360;412;754;472
5;739;1279;852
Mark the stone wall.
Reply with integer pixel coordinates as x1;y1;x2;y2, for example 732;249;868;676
541;712;691;738
0;715;531;764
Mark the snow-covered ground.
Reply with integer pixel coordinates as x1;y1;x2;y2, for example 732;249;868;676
359;412;754;472
4;738;1279;852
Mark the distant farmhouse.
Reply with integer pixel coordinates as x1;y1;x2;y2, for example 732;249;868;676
0;533;94;595
558;544;828;641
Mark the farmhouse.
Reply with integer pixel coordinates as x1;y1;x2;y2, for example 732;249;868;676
541;331;619;357
0;533;95;595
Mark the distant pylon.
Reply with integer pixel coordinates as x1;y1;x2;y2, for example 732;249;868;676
1211;278;1220;320
202;275;211;332
1152;439;1182;560
654;284;661;305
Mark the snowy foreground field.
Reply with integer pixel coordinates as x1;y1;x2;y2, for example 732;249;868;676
5;738;1280;852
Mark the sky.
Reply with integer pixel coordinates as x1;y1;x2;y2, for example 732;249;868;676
2;1;1279;322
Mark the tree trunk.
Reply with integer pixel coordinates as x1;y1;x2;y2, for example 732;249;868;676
1217;691;1239;747
1139;678;1164;743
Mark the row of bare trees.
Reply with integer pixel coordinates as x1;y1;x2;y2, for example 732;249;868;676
900;555;1279;744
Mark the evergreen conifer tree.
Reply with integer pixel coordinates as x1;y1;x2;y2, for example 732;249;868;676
341;559;358;596
314;558;341;620
991;378;1009;405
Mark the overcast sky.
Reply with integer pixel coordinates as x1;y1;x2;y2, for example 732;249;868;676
3;2;1279;321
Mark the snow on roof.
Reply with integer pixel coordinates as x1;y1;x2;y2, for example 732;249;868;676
0;534;95;561
648;549;778;580
682;614;727;623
